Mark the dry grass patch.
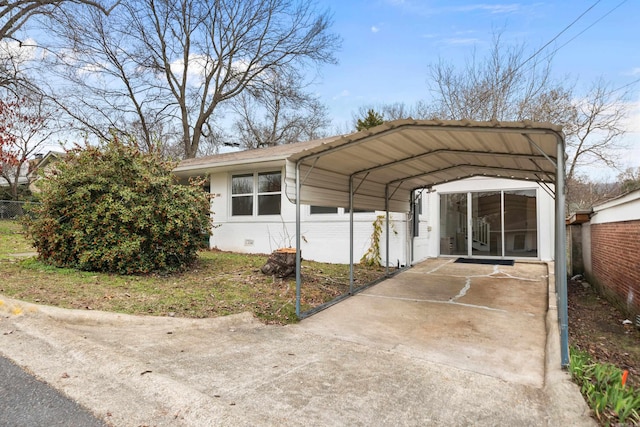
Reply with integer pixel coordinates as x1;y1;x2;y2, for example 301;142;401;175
0;220;387;324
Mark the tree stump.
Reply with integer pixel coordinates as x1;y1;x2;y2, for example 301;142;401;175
260;248;298;278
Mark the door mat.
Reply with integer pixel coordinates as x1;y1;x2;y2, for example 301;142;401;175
454;258;514;266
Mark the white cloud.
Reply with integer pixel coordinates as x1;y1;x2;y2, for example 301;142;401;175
371;26;380;33
443;37;480;46
77;62;108;76
624;100;640;133
0;38;37;63
170;54;215;85
332;89;350;100
168;55;257;88
57;48;90;68
451;3;522;14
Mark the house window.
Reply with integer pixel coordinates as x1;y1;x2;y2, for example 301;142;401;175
231;174;254;216
231;171;281;216
258;172;281;215
310;206;338;214
309;206;374;214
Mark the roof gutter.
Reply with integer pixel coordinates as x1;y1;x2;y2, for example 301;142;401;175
173;154;290;174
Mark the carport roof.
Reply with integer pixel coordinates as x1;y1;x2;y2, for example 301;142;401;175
174;119;563;212
285;119;563;212
285;119;567;367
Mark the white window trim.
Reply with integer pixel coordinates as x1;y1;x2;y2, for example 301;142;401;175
309;205;340;215
230;170;282;218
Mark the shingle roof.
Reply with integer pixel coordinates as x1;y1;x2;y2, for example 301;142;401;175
175;135;342;172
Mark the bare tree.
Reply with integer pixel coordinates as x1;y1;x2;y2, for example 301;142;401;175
0;0;120;41
426;32;575;122
425;31;631;186
123;119;183;159
40;0;340;158
0;0;121;92
0;89;58;199
566;175;621;212
565;78;629;182
565;165;639;212
0;37;30;90
231;71;330;149
380;102;413;121
36;5;174;154
197;124;228;156
618;167;640;194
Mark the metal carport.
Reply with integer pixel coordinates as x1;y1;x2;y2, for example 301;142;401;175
284;119;569;366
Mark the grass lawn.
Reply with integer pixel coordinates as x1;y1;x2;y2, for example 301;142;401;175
0;220;388;324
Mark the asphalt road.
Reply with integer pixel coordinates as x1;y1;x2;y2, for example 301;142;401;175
0;355;106;427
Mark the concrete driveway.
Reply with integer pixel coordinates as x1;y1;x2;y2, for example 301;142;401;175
303;258;548;387
0;258;594;426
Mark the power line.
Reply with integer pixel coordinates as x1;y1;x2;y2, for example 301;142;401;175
539;0;629;66
613;76;640;94
516;0;602;73
507;0;635;95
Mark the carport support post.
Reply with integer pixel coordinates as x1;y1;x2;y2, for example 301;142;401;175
555;137;569;367
295;162;302;317
385;185;390;275
349;176;354;294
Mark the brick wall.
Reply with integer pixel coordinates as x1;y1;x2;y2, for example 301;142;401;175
590;220;640;316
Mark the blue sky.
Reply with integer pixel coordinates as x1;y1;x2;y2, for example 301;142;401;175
314;1;640;129
10;0;639;176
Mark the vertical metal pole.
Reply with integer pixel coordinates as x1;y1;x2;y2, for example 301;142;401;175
501;191;505;258
467;192;472;256
349;176;354;294
385;185;390;275
295;162;302;317
409;191;414;267
555;137;570;367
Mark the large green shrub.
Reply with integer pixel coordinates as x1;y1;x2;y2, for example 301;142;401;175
25;139;211;274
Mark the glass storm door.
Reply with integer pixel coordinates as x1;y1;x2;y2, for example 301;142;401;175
504;190;538;257
439;193;468;256
471;192;502;256
440;190;538;258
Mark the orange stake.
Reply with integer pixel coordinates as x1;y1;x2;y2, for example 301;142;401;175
622;370;629;387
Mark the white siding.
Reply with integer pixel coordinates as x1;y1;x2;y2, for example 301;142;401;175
210;172;556;264
209;167;408;264
590;190;640;224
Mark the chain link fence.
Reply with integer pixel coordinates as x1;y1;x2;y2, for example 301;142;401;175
0;200;39;220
